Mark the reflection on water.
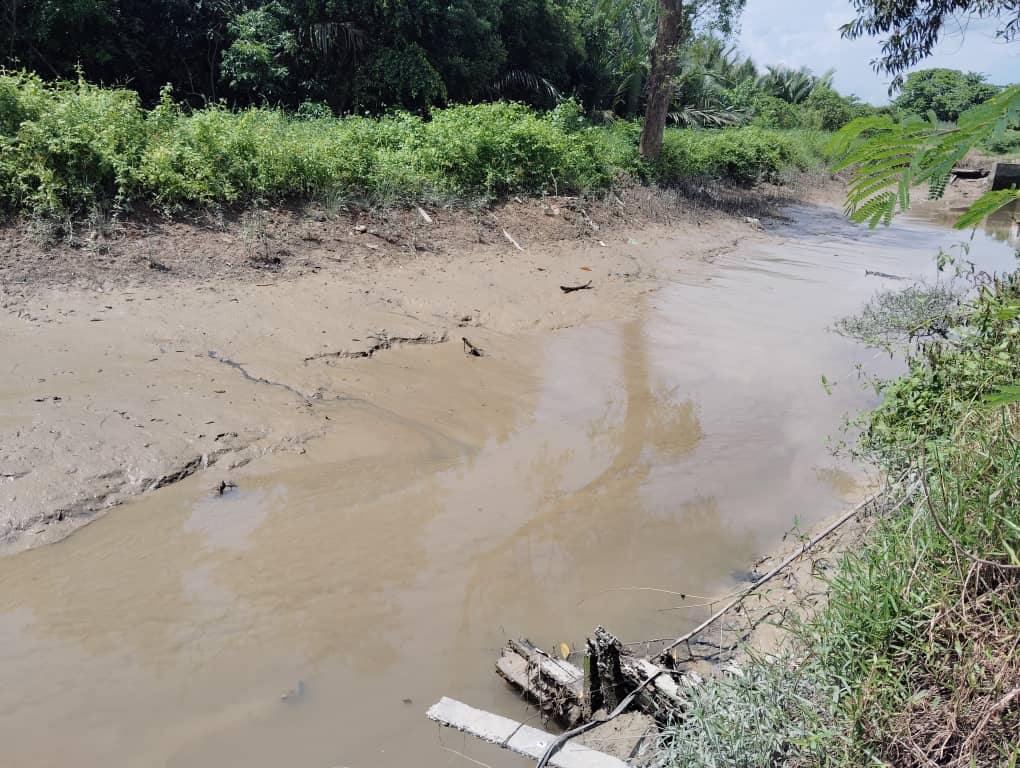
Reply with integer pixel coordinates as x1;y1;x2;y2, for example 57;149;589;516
0;205;1017;768
987;201;1020;245
925;200;1020;246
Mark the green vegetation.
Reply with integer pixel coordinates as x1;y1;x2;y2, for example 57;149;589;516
2;0;870;132
841;0;1020;86
832;85;1020;227
894;69;1002;122
0;72;829;219
983;128;1020;158
0;0;730;116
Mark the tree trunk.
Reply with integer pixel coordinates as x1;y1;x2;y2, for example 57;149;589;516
639;0;686;161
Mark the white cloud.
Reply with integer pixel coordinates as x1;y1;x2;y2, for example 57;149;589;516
737;0;1020;103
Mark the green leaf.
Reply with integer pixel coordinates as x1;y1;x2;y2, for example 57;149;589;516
983;384;1020;409
832;85;1020;227
954;188;1020;230
994;300;1020;322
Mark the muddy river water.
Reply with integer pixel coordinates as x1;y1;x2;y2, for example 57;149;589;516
1;204;1017;768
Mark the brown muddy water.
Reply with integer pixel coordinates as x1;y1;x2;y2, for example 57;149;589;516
1;205;1018;768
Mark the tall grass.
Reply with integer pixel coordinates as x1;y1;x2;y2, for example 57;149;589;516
0;72;826;218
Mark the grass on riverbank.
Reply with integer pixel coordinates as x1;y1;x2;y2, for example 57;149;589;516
660;270;1020;767
0;72;827;220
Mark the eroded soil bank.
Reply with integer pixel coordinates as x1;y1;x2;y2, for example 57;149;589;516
1;178;1017;768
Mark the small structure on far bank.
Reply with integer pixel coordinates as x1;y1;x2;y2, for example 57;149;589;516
991;162;1020;191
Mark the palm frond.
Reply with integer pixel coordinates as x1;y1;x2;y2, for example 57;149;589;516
491;69;562;101
668;106;747;128
298;21;365;60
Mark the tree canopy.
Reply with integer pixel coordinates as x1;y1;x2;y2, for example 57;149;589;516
894;68;1001;121
2;0;584;111
1;0;877;136
842;0;1020;86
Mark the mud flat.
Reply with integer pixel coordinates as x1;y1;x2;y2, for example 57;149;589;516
0;182;810;551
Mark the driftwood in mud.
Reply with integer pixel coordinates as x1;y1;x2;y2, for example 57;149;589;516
427;697;630;768
503;228;526;251
950;167;989;181
496;639;585;726
560;280;593;293
462;337;485;357
496;631;689;730
588;627;686;720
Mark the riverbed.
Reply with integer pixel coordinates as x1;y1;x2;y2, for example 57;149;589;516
0;200;1017;768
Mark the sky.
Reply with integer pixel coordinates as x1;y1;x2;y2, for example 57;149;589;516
736;0;1020;104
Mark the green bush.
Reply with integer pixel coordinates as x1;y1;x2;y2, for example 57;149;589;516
656;127;801;184
894;68;1001;122
801;85;872;131
0;74;814;217
779;128;833;171
415;102;596;197
750;94;802;129
982;128;1020;157
352;44;448;113
0;73;148;217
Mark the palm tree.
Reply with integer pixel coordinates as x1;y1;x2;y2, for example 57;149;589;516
577;0;658;118
668;36;752;127
756;65;833;104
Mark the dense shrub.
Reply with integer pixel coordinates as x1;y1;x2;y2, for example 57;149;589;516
750;94;801;129
656;127;804;184
414;102;609;197
801;85;872;131
0;73;815;217
982;128;1020;157
0;74;148;217
352;45;449;113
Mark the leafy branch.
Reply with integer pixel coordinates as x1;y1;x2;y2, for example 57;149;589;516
829;85;1020;228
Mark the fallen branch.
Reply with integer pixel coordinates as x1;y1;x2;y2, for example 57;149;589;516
560;281;593;294
503;229;525;252
496;639;584;726
462;337;485;357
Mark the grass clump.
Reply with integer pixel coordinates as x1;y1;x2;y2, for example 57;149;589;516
659;268;1020;767
659;660;834;767
833;282;964;349
0;71;818;219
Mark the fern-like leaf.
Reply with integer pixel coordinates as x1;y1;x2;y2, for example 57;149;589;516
954;188;1020;230
831;85;1020;228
